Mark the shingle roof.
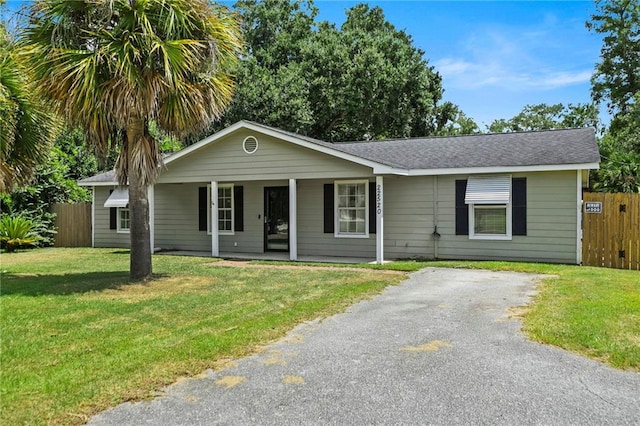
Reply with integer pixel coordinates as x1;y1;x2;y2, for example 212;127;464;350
334;127;600;169
79;169;116;184
78;123;599;185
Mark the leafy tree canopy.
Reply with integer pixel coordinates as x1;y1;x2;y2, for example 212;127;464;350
208;0;460;142
487;103;601;133
1;128;99;246
593;92;640;193
587;0;640;114
586;0;639;193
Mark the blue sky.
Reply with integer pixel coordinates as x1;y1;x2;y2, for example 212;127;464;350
315;1;603;127
3;1;603;128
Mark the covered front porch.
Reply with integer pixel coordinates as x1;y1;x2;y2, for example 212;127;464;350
149;176;387;264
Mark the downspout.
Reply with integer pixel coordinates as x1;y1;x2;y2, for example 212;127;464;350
432;175;440;259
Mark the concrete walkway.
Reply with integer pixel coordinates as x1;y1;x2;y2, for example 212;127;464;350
89;268;640;425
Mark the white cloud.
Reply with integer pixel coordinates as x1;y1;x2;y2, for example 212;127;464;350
436;57;592;91
536;71;593;89
434;20;595;92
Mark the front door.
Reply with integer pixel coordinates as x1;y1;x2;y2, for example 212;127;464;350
264;187;289;252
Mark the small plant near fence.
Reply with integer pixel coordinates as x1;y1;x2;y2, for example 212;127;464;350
0;214;44;252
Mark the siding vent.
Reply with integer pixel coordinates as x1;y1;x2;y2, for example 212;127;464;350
243;136;258;154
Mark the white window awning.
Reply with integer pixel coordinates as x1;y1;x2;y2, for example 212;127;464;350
465;175;511;204
104;188;129;208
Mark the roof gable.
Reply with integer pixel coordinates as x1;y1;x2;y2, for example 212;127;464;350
79;122;600;186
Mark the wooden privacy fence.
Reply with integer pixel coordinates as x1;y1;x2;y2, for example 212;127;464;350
52;203;92;247
582;192;640;270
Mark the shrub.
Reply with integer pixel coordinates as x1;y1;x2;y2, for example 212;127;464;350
0;214;41;252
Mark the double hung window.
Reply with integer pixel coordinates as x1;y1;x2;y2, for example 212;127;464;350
207;184;234;235
217;186;233;233
335;180;368;237
117;208;130;233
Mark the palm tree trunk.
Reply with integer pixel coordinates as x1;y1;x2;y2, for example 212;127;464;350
127;119;152;281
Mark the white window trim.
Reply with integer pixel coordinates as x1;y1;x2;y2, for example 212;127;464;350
207;183;235;236
465;174;513;241
469;203;512;240
116;207;130;234
334;179;369;239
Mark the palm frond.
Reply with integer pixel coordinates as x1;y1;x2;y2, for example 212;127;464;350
0;30;58;193
21;0;242;186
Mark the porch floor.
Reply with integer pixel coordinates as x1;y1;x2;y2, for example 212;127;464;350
156;250;376;264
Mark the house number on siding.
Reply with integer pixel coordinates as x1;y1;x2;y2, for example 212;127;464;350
376;184;382;214
584;202;602;213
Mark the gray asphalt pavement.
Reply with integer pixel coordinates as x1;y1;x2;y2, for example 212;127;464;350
88;268;640;425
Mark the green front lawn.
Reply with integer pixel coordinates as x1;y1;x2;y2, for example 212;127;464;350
1;249;638;425
1;248;405;425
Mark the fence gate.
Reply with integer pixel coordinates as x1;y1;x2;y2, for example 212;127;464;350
582;193;640;270
52;203;92;247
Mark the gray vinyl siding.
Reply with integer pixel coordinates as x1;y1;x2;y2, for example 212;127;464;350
297;179;376;258
154;181;286;253
93;169;579;263
154;183;208;251
434;171;578;263
159;130;372;183
383;176;435;259
93;186;130;248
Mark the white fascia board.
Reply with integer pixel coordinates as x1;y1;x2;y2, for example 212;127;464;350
402;162;600;176
164;120;389;172
78;180;118;187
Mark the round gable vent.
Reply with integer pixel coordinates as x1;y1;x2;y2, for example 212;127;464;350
243;136;258;154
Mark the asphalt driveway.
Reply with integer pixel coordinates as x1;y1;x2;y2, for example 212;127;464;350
89;268;640;425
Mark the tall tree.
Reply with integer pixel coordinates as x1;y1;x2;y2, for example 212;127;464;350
586;0;639;114
22;0;242;280
209;0;457;142
487;103;601;133
586;0;639;193
0;3;58;193
208;0;316;138
592;92;640;193
306;4;449;141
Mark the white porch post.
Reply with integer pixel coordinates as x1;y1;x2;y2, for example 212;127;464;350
148;185;155;253
289;178;298;261
211;181;219;257
91;187;95;248
576;170;583;265
375;175;384;264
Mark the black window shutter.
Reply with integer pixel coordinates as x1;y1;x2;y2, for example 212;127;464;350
369;182;376;234
324;183;334;233
234;186;244;232
198;187;207;231
109;190;117;230
512;178;527;236
455;180;469;235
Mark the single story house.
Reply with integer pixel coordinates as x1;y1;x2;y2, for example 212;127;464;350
78;121;600;264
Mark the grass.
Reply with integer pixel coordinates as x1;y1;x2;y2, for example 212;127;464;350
0;248;405;425
1;249;638;425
